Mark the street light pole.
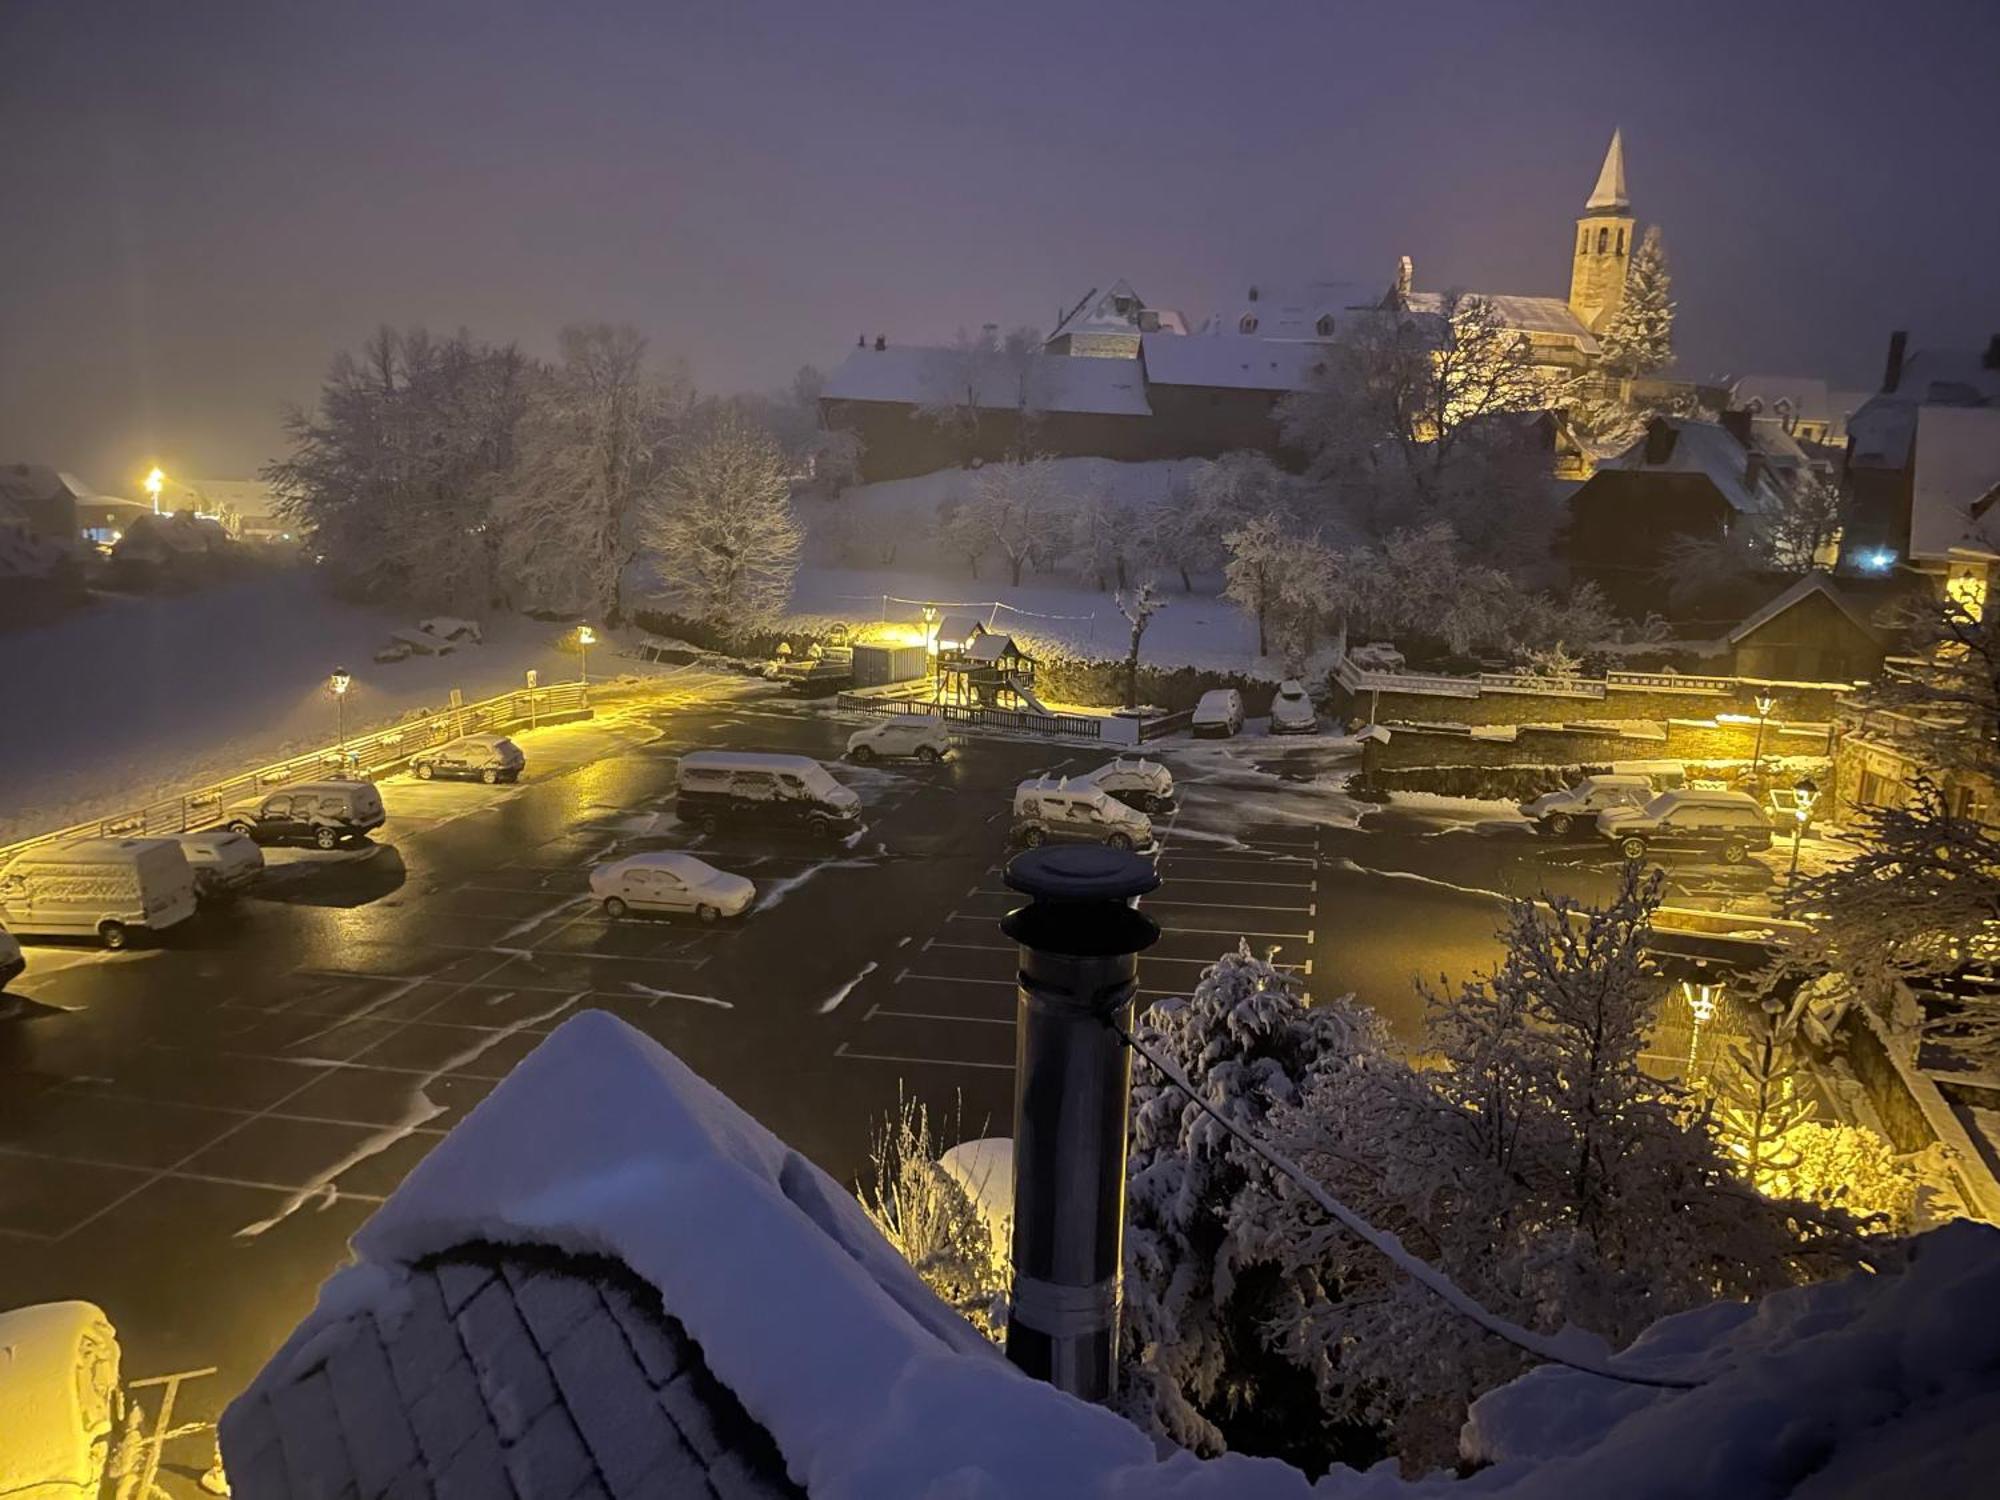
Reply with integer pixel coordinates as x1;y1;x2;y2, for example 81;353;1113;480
1680;978;1720;1089
1751;692;1775;786
329;669;352;765
1785;776;1819;915
577;625;595;688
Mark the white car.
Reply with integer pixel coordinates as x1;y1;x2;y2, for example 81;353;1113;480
591;852;756;923
0;1300;121;1497
1519;774;1655;837
1011;778;1156;853
1074;757;1176;814
1268;679;1318;735
174;828;266;901
846;716;950;764
411;733;525;784
1191;688;1245;738
0;923;22;990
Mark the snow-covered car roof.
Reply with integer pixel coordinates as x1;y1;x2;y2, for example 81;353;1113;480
597;852;733;881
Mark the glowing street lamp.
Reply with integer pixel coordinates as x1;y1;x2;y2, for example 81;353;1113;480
144;466;165;515
1680;978;1721;1087
1785;776;1820;911
526;668;539;730
329;668;352;757
1750;692;1776;782
577;625;596;686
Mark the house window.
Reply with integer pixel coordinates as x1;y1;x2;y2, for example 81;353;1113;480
1240;314;1259;334
1112;296;1132;316
1315;313;1335;337
1597;227;1609;253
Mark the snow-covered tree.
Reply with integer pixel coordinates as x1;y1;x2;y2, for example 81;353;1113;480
1650;526;1766;615
1245;865;1863;1471
1116;581;1164;710
932;493;989;578
1762;1121;1917;1231
915;328;996;465
494;323;680;624
1713;1013;1816;1186
1222;511;1286;658
811;426;865;495
1595;226;1674;381
858;1089;1008;1343
1071;484;1135;592
267;325;530;609
966;458;1065;586
1764;473;1851;571
1119;945;1377;1463
641;412;801;633
1139;471;1231;592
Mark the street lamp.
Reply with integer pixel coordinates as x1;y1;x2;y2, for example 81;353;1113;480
1785;776;1820;912
577;625;595;686
144;466;165;515
526;668;539;731
1680;978;1721;1088
1750;692;1776;784
329;669;352;760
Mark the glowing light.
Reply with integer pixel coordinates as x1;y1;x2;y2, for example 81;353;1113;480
1754;693;1775;718
329;669;351;696
1857;549;1897;574
577;625;596;647
143;466;165;514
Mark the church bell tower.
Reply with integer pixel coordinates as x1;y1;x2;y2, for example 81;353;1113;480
1568;129;1635;333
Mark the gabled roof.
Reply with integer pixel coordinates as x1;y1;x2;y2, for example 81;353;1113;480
1140;333;1331;392
0;462;85;508
1405;291;1599;351
966;632;1029;662
1727;571;1883;646
1847;348;2000;472
821;346;1152;417
933;614;984;646
1908;404;2000;563
1049;280;1188;341
1597;418;1782;514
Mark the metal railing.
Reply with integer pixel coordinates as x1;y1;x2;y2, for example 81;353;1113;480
1605;670;1740;694
837;692;1104;741
1478;672;1608;699
1333;658;1480;698
0;681;591;867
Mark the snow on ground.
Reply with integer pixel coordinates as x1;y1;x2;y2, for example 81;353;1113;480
786;458;1275;673
1157;734;1368;841
0;572;604;844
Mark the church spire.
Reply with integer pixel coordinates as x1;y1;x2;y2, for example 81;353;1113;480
1586;128;1628;212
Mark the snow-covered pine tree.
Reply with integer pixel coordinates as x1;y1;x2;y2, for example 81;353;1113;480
1712;1021;1815;1187
1119;943;1376;1463
1596;225;1674;380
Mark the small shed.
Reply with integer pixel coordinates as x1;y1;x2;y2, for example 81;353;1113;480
1727;572;1885;683
852;642;929;688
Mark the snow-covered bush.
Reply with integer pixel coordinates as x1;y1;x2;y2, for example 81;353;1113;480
857;1090;1009;1343
1119;944;1378;1465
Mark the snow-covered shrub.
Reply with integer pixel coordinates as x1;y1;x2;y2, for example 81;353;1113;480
857;1090;1009;1343
1119;944;1378;1466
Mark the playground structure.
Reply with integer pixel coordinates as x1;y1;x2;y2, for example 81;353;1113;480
935;623;1049;714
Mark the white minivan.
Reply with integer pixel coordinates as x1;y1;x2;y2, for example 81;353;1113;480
591;852;756;923
0;838;198;948
1011;778;1156;852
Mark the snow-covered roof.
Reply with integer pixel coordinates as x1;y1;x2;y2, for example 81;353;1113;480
966;632;1029;662
1141;333;1330;392
224;1012;2000;1499
1732;374;1837;426
1408;291;1599;349
0;463;85;508
1050;279;1188;341
1597;418;1782;513
821;346;1152;417
1213;278;1385;341
1908;404;2000;563
1584;128;1629;212
1847;348;2000;471
1726;571;1882;646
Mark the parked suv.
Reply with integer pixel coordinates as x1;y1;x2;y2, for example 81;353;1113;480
410;733;525;784
1597;789;1773;865
676;751;861;839
846;716;950;764
1192;689;1244;738
1520;774;1655;837
1074;757;1176;814
224;780;386;849
1010;778;1155;853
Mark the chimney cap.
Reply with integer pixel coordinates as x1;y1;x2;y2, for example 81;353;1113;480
1005;845;1160;904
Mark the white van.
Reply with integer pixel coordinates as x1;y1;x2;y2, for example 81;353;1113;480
1011;778;1155;852
591;852;756;923
0;838;198;948
676;751;862;839
0;1300;122;1496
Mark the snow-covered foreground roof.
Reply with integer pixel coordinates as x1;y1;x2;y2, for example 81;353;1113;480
1142;332;1329;392
1908;404;2000;562
228;1011;2000;1499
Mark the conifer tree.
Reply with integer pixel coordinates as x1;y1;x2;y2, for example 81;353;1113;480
1596;225;1675;380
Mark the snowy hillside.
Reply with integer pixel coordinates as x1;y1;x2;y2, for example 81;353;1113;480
788;458;1274;673
0;573;583;843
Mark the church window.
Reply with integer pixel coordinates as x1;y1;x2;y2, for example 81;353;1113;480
1597;227;1609;253
1314;313;1335;337
1240;314;1259;334
1580;228;1590;253
1616;228;1625;254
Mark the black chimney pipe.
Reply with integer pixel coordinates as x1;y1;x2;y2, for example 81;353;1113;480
1883;330;1908;393
1000;844;1160;1403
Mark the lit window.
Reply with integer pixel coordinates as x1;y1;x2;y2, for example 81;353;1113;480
1240;314;1259;334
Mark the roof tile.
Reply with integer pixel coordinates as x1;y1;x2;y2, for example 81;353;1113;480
386;1266;464;1404
503;1402;597;1500
267;1367;355;1493
435;1258;497;1316
322;1317;425;1494
407;1339;494;1471
432;1419;511;1500
600;1280;693;1390
455;1277;560;1443
548;1309;686;1491
504;1259;604;1357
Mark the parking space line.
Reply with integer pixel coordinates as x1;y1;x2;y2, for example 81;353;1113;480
896;972;1011;988
870;1007;1013;1027
0;1144;392;1207
926;939;1015;955
1143;875;1316;890
946;912;1307;942
1141;899;1313;915
833;1042;1012;1072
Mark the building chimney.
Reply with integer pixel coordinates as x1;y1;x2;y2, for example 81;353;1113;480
1000;845;1160;1404
1984;334;2000;372
1883;330;1908;393
874;334;886;351
1720;408;1755;448
1744;450;1768;493
1643;416;1678;466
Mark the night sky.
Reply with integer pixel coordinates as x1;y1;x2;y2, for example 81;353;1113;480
3;0;1996;490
